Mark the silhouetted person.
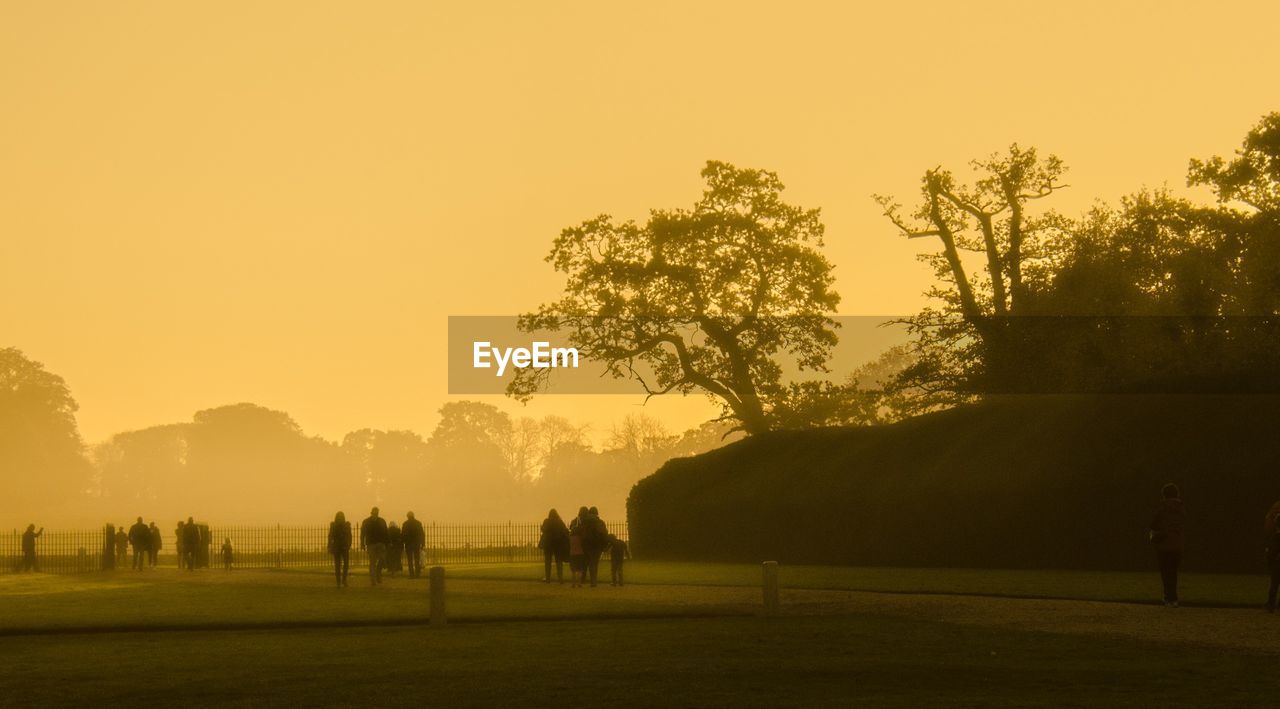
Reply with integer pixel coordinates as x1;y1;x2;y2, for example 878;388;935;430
329;511;352;587
197;524;212;569
1149;483;1185;607
1267;526;1280;612
221;538;233;570
386;522;403;574
568;525;585;588
608;534;630;586
539;509;569;584
102;524;117;570
20;524;42;572
175;521;185;568
402;512;425;579
581;506;608;588
148;522;162;568
181;516;200;571
114;526;128;565
360;507;389;586
128;517;150;570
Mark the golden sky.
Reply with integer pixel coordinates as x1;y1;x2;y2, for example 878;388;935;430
2;1;1277;443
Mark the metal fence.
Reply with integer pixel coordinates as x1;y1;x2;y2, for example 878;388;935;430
1;521;628;575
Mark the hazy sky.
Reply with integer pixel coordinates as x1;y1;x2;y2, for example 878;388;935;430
2;1;1277;444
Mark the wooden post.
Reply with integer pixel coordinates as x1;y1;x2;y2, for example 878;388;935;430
762;561;780;617
429;565;446;625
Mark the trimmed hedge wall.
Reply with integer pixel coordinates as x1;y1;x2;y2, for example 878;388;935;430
627;395;1280;572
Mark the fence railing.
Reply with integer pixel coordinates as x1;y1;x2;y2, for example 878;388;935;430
1;521;628;575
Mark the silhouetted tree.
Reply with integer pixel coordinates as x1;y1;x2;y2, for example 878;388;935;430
0;348;91;514
879;113;1280;405
512;161;841;435
343;429;428;504
423;401;519;517
876;145;1067;402
93;423;189;503
183;402;352;517
1189;111;1280;315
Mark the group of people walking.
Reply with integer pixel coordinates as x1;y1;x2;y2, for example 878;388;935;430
326;508;426;587
112;518;164;569
14;487;1270;611
538;506;630;588
106;517;208;571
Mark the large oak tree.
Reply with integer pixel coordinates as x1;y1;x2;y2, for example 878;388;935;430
511;161;840;434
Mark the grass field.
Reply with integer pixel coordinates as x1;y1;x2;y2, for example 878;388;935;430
2;563;1279;706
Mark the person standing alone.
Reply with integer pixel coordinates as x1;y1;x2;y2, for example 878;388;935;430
401;512;425;579
114;526;128;566
360;507;389;586
181;517;201;571
128;517;150;571
20;524;42;572
147;522;162;568
1267;522;1280;612
329;511;352;587
1149;483;1186;607
539;509;569;584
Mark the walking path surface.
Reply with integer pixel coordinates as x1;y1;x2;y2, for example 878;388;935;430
783;588;1280;655
1;568;1278;653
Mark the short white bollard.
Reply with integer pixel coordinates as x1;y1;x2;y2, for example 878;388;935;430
429;565;447;626
762;561;780;616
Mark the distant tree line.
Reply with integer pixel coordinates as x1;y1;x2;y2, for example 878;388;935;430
0;347;738;521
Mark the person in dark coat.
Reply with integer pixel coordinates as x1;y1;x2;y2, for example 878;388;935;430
1149;483;1186;607
128;517;150;571
1267;525;1280;612
581;506;608;588
401;512;425;579
539;509;569;584
608;534;630;586
328;511;352;587
20;524;42;572
386;522;404;574
221;538;233;570
175;521;186;568
181;516;201;571
114;526;129;565
568;525;586;588
148;522;162;568
360;507;389;586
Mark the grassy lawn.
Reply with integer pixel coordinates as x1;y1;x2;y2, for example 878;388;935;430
3;614;1279;707
1;561;1274;634
3;566;1280;706
0;569;761;632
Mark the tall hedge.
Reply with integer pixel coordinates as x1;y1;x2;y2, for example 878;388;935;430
627;395;1280;572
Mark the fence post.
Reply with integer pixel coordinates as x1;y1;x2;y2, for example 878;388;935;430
429;565;446;626
762;561;780;617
